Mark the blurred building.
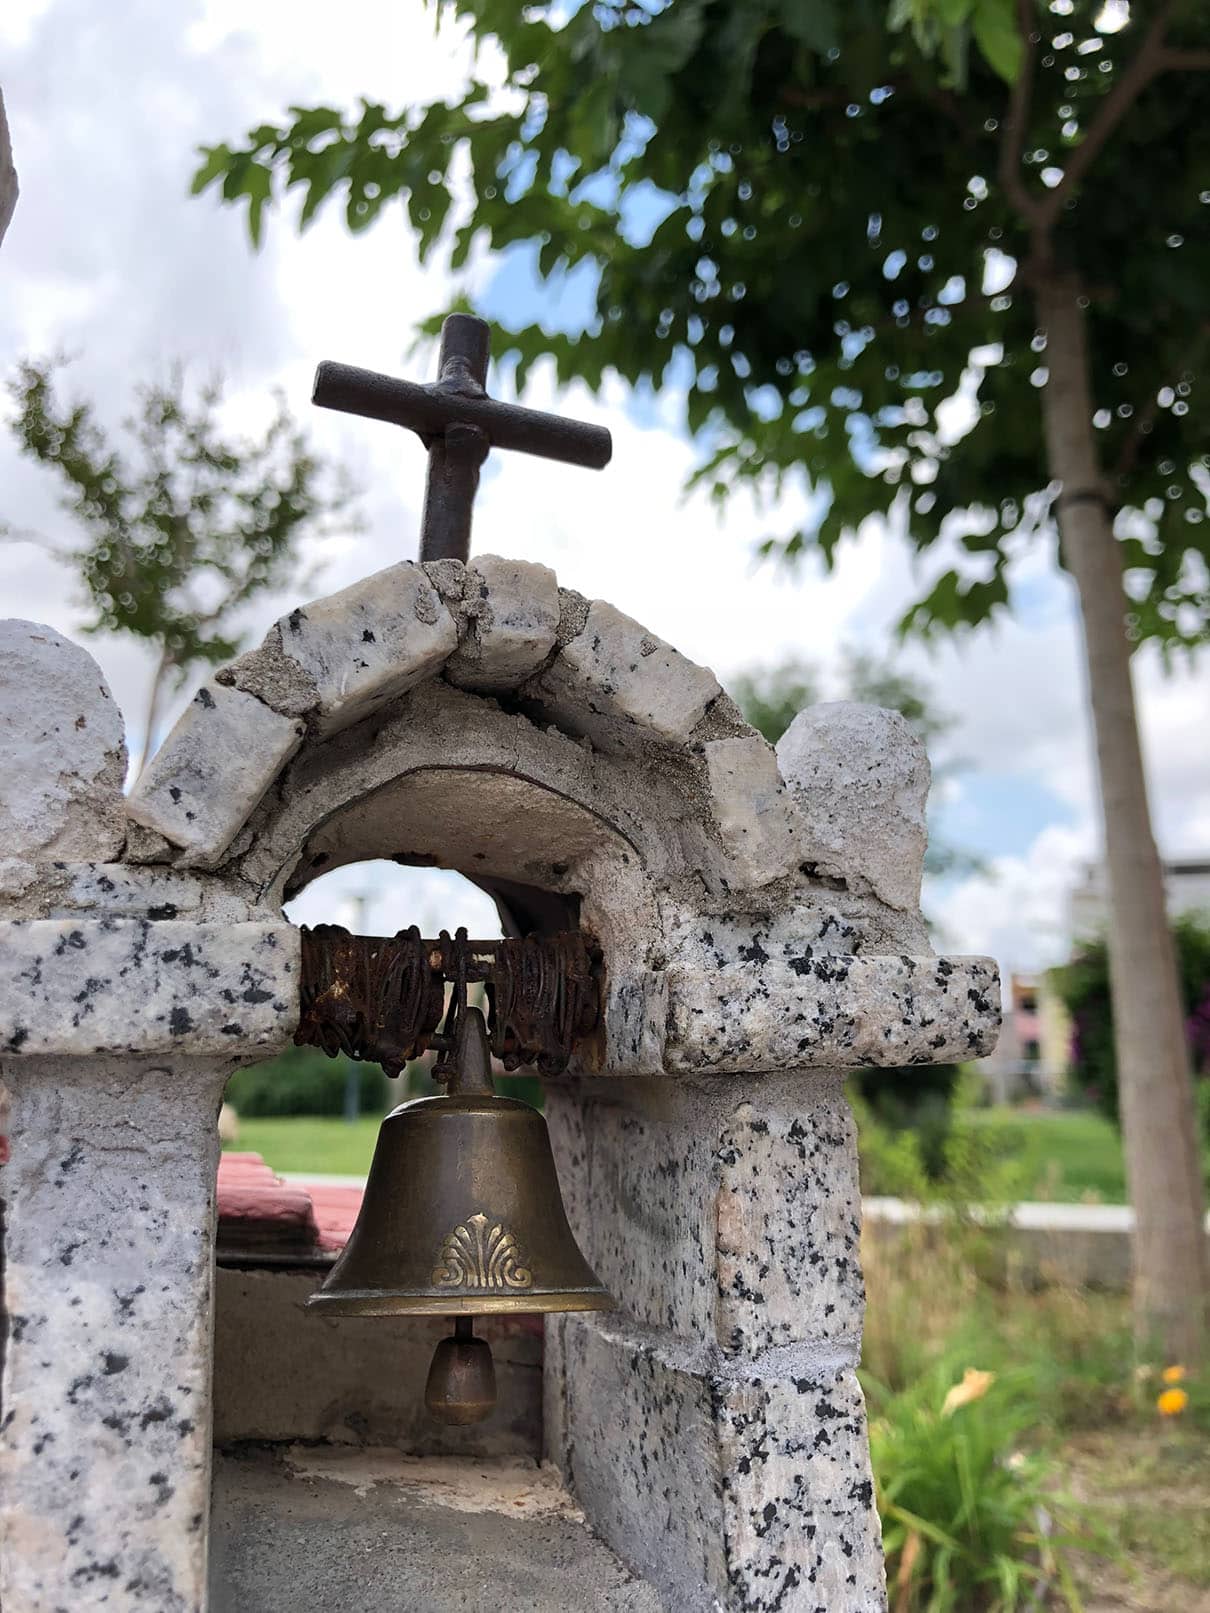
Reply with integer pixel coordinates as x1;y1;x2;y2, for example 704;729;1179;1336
979;970;1070;1105
1069;855;1210;940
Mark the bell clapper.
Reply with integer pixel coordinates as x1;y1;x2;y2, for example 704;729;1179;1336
424;1313;497;1426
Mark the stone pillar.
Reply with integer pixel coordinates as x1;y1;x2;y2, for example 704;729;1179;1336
0;622;298;1612
2;1057;230;1611
545;1075;884;1613
542;703;999;1613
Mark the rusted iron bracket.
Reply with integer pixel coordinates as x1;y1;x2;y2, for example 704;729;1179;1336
295;924;601;1077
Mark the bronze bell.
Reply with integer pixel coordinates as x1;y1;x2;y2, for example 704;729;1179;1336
308;1004;613;1423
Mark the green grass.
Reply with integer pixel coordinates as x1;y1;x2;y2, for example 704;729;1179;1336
225;1103;1135;1197
223;1114;382;1176
960;1107;1132;1201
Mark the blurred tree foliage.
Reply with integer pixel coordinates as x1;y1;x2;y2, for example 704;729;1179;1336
1052;910;1210;1139
2;358;359;773
226;1044;385;1118
196;0;1209;646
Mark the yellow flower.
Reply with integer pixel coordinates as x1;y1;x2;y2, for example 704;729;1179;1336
942;1368;996;1417
1161;1365;1187;1385
1157;1387;1189;1417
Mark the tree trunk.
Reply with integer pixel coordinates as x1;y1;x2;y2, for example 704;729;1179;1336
0;88;17;249
1038;272;1208;1364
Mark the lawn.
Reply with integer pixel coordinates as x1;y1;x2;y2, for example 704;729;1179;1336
226;1102;1140;1198
224;1114;382;1176
960;1106;1133;1201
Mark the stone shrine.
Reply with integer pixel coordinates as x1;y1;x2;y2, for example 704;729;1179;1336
0;327;999;1612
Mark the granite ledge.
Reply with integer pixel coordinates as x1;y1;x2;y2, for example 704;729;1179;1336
0;918;300;1057
665;953;1000;1074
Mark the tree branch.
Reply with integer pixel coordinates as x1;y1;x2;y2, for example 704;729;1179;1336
1036;3;1175;232
1161;48;1210;69
999;0;1044;226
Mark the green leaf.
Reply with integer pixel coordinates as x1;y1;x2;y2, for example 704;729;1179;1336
776;0;839;55
240;163;273;249
190;144;233;197
971;0;1023;82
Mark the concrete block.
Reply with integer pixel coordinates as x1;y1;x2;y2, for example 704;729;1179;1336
0;620;127;893
0;919;298;1057
210;1447;665;1613
666;954;1001;1073
127;684;304;866
547;1314;885;1612
777;703;929;913
443;554;560;691
213;1269;541;1455
704;735;802;888
533;600;720;747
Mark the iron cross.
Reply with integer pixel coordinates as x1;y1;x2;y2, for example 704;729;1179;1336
312;313;613;564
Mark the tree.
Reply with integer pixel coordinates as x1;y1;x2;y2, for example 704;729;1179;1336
3;359;359;775
195;0;1210;1354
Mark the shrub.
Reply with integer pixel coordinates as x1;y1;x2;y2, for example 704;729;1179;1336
867;1357;1094;1611
853;1062;960;1180
1051;910;1210;1140
225;1045;386;1117
853;1071;1026;1208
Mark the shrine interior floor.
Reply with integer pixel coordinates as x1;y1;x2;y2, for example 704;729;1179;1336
209;1445;665;1612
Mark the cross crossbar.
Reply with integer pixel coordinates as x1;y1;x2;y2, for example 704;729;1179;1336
312;313;612;563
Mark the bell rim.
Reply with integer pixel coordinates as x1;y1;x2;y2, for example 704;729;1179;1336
305;1288;616;1317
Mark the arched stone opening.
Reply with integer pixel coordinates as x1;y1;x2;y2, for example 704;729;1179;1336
277;764;650;955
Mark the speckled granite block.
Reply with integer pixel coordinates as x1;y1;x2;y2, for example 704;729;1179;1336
703;735;802;888
36;863;256;924
443;554;560;691
0;621;127;902
532;600;720;746
777;703;929;914
127;684;304;866
0;919;299;1057
545;1078;864;1354
546;1314;886;1613
666;954;1001;1073
596;970;668;1075
0;1057;233;1613
265;561;458;735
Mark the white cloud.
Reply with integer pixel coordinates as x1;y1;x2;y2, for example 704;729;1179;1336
931;821;1097;971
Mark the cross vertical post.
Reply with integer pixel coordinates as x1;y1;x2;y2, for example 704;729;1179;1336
419;313;490;563
312;313;612;565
